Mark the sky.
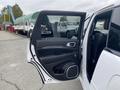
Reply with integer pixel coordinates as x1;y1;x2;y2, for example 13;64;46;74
0;0;117;15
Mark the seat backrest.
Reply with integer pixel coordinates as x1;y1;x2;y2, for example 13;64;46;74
92;31;107;63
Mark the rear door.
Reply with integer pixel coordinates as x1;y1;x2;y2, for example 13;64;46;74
28;11;86;84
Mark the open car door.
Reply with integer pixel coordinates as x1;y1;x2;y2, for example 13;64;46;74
28;11;86;84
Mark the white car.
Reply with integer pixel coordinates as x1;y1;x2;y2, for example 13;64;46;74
27;2;120;90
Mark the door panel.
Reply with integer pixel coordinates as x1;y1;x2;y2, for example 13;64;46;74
29;11;86;82
35;38;78;57
35;38;79;80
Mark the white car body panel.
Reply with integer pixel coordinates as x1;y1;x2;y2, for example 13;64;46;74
24;24;34;32
14;23;34;32
107;75;120;90
80;13;95;90
14;25;24;30
91;50;120;90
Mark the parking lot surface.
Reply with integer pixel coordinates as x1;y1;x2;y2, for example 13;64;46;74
0;31;83;90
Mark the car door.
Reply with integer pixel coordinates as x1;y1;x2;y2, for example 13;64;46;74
90;6;120;90
28;10;86;84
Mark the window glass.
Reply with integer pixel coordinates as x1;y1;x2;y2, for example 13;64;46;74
107;7;120;52
40;15;81;39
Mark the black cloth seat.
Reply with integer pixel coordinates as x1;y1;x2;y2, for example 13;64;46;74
92;31;107;62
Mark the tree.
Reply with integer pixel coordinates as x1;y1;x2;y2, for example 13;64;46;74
0;4;23;24
0;15;3;24
12;4;23;19
1;7;10;22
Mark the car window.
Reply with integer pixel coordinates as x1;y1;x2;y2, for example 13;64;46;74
107;7;120;52
40;15;81;39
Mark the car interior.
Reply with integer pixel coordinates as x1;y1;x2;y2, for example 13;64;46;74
87;11;112;81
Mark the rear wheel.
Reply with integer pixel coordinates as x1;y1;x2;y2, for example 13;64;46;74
27;30;33;38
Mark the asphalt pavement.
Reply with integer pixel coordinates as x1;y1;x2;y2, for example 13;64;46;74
0;31;83;90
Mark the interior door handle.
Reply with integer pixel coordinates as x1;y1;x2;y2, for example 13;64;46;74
66;42;76;47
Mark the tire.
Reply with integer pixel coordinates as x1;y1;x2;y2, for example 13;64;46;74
27;30;32;38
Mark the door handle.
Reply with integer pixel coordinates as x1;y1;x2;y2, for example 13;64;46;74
66;42;76;47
